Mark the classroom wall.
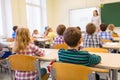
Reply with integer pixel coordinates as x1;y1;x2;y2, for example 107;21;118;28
11;0;27;27
46;0;120;31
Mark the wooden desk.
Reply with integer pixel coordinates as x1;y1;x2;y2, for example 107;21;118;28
36;38;50;42
37;49;58;61
36;38;50;48
39;49;120;80
0;41;13;48
102;42;120;49
91;52;120;80
113;37;120;42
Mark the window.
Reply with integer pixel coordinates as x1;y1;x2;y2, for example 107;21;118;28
0;0;12;38
26;0;47;35
0;0;3;35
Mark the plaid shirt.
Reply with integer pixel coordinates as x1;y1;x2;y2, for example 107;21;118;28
53;35;64;44
83;34;102;48
99;31;113;40
15;43;44;80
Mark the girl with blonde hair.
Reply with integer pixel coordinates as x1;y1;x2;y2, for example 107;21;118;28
13;27;46;80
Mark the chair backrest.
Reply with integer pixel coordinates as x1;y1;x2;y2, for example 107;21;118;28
102;39;111;43
7;54;41;80
51;62;94;80
112;33;119;37
52;44;68;50
8;54;36;71
7;38;14;42
82;48;109;53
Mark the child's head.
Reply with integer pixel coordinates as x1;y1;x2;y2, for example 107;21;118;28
45;28;53;36
108;24;115;31
93;10;98;16
76;26;81;31
86;23;96;35
13;26;18;32
33;29;39;34
14;27;31;52
100;23;108;31
63;27;81;48
56;24;66;35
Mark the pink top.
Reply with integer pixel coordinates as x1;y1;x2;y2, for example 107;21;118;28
15;43;44;80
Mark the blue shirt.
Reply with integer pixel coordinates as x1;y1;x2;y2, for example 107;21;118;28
12;31;16;39
98;31;113;40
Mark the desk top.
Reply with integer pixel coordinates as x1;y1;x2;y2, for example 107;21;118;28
37;49;58;61
113;37;120;41
102;42;120;49
90;52;120;70
36;38;50;42
0;41;13;48
39;48;120;70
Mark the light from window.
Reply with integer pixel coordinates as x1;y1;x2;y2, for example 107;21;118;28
0;1;3;35
26;5;41;34
26;0;40;5
26;0;47;35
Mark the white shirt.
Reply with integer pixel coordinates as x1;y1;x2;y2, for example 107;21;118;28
91;16;101;27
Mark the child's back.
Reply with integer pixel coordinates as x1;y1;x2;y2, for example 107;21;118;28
83;23;102;48
53;24;66;44
58;27;101;66
13;27;46;80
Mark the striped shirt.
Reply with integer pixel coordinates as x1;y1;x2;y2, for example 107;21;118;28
83;34;102;48
58;49;101;66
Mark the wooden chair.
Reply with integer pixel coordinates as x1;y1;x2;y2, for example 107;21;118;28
102;39;111;43
112;33;119;37
82;48;109;53
6;54;49;80
82;48;110;80
7;38;14;42
52;44;68;50
51;62;97;80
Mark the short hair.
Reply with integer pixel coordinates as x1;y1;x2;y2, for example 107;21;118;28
13;26;18;31
57;24;66;35
76;26;81;30
86;23;96;35
63;27;81;47
100;23;108;31
108;24;115;28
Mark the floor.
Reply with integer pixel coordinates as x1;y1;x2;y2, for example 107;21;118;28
0;62;120;80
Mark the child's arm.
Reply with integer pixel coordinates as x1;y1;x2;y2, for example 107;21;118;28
31;44;45;56
88;54;101;66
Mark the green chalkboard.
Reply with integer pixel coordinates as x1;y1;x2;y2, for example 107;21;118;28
101;2;120;27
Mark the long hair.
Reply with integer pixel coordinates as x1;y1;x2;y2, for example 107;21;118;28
93;10;98;16
45;28;52;36
13;27;31;52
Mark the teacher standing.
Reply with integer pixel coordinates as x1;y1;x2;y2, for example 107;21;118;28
91;10;101;33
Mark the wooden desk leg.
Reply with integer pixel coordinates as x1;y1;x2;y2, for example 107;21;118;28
111;69;118;80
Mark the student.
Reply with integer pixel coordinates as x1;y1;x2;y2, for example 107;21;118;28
53;24;66;44
12;26;18;39
32;29;39;38
76;26;81;31
108;24;118;37
0;43;12;59
46;28;56;43
58;27;101;66
13;27;46;80
91;10;101;33
99;23;113;40
83;23;102;48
